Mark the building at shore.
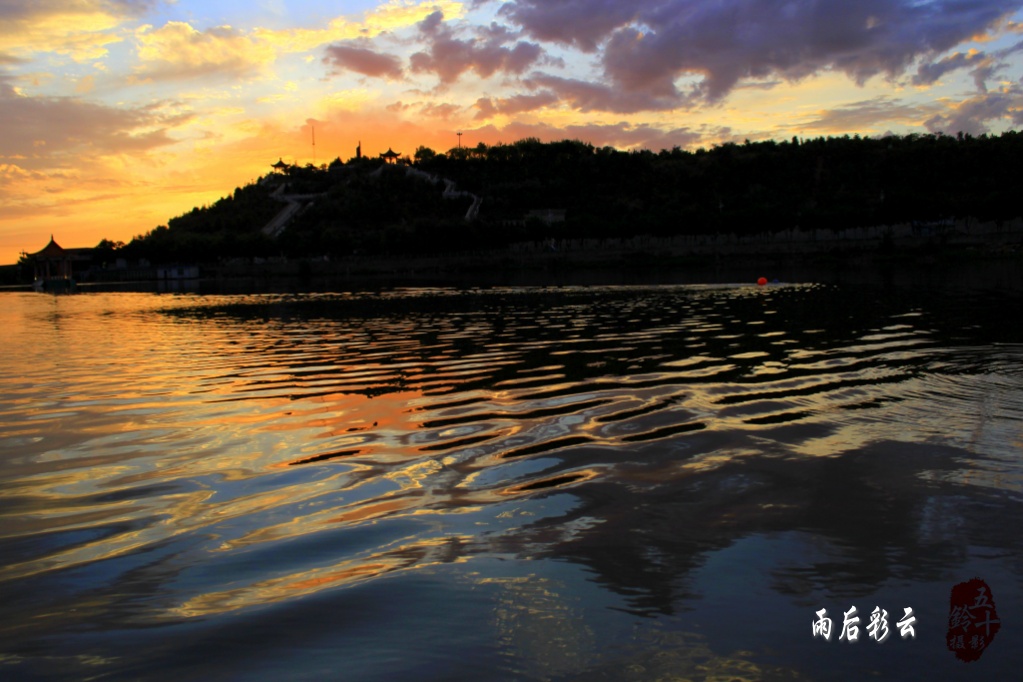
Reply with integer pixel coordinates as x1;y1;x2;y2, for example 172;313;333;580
23;236;96;291
26;236;95;280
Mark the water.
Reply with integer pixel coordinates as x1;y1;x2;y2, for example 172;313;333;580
1;278;1022;681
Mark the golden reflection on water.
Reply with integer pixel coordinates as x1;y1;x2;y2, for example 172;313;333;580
2;285;1023;680
484;575;597;679
172;535;474;618
570;629;808;682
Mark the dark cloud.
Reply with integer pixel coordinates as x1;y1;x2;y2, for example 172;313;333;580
0;80;180;169
419;102;462;119
323;43;403;79
914;38;1023;91
473;91;559;119
384;100;463;119
496;0;638;51
473;119;719;151
925;86;1023;134
802;97;926;132
0;0;153;21
410;10;543;84
497;0;1023;103
526;74;690;113
969;60;1000;92
913;50;992;88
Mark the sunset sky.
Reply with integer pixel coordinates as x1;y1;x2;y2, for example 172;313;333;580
3;0;1023;265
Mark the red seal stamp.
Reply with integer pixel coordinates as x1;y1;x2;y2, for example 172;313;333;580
947;578;1000;662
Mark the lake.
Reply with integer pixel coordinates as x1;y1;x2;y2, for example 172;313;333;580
2;269;1022;680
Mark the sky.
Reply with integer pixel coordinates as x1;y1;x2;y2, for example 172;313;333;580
2;0;1023;265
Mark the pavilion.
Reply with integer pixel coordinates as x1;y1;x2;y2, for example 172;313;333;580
27;236;77;291
379;148;402;164
29;236;72;280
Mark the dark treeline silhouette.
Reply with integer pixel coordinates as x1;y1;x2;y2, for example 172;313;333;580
108;131;1022;264
116;182;281;264
283;158;475;257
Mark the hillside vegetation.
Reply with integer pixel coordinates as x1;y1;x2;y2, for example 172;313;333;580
115;131;1023;264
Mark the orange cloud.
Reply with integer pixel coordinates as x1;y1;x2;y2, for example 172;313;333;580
0;0;135;62
132;22;277;82
253;0;467;53
0;81;186;168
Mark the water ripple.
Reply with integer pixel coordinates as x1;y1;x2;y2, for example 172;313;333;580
2;283;1022;662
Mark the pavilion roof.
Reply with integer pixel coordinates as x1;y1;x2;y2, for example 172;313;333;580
30;236;66;259
380;148;401;158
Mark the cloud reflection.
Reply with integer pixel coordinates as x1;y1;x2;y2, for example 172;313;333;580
1;283;1021;680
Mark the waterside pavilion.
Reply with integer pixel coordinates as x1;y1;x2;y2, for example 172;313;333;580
29;236;73;280
27;236;76;291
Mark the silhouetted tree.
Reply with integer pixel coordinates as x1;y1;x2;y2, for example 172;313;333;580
109;132;1023;263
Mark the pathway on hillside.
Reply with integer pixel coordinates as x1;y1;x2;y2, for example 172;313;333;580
405;167;482;221
261;165;482;239
261;184;325;238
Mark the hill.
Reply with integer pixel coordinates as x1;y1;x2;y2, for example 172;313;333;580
113;131;1023;265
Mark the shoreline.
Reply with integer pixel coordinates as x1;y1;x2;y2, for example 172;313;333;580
5;228;1021;293
2;246;1017;295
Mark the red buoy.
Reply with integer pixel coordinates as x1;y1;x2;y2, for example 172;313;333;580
757;277;768;286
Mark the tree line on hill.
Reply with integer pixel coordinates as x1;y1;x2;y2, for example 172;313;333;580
83;130;1023;265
